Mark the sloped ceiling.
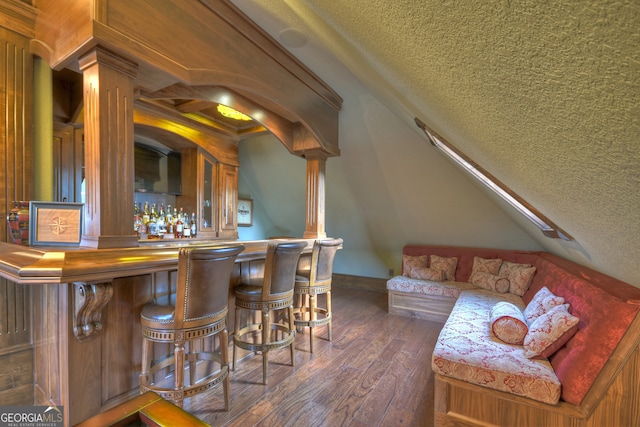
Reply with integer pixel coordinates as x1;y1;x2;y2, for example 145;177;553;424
231;0;639;286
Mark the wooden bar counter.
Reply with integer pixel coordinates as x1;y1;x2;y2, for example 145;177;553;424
0;238;315;426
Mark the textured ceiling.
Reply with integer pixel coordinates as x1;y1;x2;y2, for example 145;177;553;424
232;0;640;284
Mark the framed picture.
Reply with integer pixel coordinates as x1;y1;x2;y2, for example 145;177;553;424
237;198;253;227
29;201;84;246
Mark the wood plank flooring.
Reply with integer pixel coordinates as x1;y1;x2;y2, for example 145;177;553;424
182;286;444;426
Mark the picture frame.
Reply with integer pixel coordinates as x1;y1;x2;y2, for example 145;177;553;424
237;198;253;227
29;201;84;246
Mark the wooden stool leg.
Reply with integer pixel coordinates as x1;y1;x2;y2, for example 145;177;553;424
327;290;332;341
174;341;185;407
232;306;239;371
139;337;152;390
262;309;269;385
189;341;197;387
220;328;230;411
309;293;317;353
288;305;295;365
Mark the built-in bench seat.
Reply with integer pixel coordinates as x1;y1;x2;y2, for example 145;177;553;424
431;290;561;404
387;244;640;427
386;276;473;322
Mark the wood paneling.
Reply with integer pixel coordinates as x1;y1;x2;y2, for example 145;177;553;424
32;282;67;426
0;347;33;405
53;122;83;203
0;23;33;403
0;25;34;241
0;278;30;348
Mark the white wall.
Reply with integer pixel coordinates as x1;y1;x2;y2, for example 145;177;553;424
237;81;542;279
231;0;640;286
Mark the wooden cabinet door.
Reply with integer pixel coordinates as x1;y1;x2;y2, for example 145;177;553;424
218;163;238;238
53;123;83;203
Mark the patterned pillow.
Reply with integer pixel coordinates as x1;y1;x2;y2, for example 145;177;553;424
523;304;579;359
471;256;503;275
498;261;536;296
430;255;458;281
524;286;565;324
470;272;510;293
410;267;444;281
490;301;529;345
402;255;428;277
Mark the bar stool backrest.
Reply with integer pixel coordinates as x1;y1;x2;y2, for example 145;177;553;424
173;244;245;330
263;241;308;299
313;238;343;284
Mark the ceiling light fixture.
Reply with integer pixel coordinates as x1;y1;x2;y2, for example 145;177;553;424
217;104;252;121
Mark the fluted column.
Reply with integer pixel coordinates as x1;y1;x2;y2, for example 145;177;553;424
303;153;327;239
78;47;139;248
33;57;54;201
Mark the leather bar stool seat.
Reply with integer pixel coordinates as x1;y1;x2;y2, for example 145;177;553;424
232;240;307;385
139;244;244;409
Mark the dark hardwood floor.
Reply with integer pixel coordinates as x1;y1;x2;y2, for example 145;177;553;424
182;286;444;426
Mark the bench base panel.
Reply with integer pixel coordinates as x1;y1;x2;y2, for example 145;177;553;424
434;345;640;427
388;290;454;323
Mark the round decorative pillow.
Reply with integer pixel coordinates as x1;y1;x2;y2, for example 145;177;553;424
490;301;529;345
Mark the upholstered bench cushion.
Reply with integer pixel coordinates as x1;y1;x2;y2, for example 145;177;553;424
386;276;475;298
432;290;561;405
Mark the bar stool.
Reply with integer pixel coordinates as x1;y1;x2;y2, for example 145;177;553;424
232;240;307;385
139;244;244;409
294;238;342;353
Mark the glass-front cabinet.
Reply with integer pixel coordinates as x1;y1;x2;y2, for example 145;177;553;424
194;149;238;240
199;152;218;238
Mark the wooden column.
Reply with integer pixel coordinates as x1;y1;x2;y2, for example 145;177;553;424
303;153;327;239
33;57;53;201
78;47;139;248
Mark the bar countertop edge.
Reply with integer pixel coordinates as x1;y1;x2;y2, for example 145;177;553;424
0;238;319;284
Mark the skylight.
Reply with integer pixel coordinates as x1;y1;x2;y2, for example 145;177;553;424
415;118;572;241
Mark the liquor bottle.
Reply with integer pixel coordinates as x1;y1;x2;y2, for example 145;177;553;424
190;213;197;238
139;204;147;235
174;209;183;238
142;202;150;226
157;204;166;236
147;204;158;237
134;204;140;237
166;204;173;225
164;205;175;236
182;208;191;237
